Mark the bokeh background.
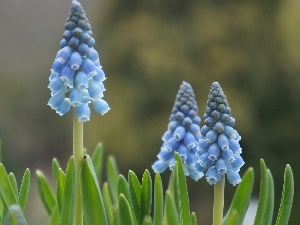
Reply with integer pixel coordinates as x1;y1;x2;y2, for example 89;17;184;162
0;0;299;224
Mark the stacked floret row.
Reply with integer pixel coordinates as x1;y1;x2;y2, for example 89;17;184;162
48;0;109;122
152;81;204;181
196;82;244;185
152;81;244;186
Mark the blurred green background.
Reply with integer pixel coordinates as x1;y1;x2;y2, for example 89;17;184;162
0;0;299;224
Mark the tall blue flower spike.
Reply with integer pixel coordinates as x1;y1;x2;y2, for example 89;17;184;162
152;81;204;181
47;0;110;122
196;82;244;186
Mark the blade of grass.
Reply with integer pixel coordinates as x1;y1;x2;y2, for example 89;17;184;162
118;175;137;224
52;158;61;182
8;173;18;198
224;209;239;225
103;182;114;225
60;157;76;225
263;170;274;225
91;143;104;184
253;159;269;225
128;171;141;222
164;190;180;225
153;173;163;225
119;194;136;225
175;153;191;225
56;168;65;212
275;164;294;225
107;156;119;205
141;215;152;225
36;170;56;215
18;169;30;211
191;212;197;225
139;170;152;224
81;155;108;225
47;204;60;225
223;167;254;225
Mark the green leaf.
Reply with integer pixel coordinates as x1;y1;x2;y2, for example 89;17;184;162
36;170;56;215
0;140;2;163
117;175;138;223
275;164;294;225
139;170;152;224
224;209;239;225
52;158;61;182
128;171;141;222
174;153;191;225
117;175;131;203
8;173;18;198
191;212;197;225
164;190;180;225
263;170;274;225
254;159;269;225
223;167;254;225
112;207;121;225
172;164;179;212
47;204;60;225
141;215;152;225
103;182;114;225
153;173;163;225
119;194;136;225
56;169;65;212
81;154;108;225
106;155;119;205
91;143;104;184
18;169;30;211
60;157;76;225
3;205;27;225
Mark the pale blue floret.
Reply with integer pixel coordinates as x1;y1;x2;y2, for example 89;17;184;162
88;81;105;98
206;167;221;185
215;158;228;175
227;169;242;186
93;98;110;115
60;65;75;87
69;52;83;70
75;71;89;90
48;76;65;92
47;1;109;121
197;82;244;186
207;143;220;161
77;103;91;122
70;88;84;107
173;126;186;141
51;61;65;75
48;93;65;109
152;160;169;173
56;98;71;116
83;58;96;77
152;81;204;181
93;67;106;82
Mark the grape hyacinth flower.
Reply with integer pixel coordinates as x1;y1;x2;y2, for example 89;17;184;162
196;82;244;186
47;0;110;122
152;81;203;181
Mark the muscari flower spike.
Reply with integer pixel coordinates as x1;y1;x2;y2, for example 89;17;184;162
152;81;204;181
196;82;244;186
47;0;110;122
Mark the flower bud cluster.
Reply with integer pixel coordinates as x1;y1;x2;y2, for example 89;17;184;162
48;0;110;122
152;81;204;181
196;82;243;185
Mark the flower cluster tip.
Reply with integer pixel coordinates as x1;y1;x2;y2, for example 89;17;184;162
47;1;110;122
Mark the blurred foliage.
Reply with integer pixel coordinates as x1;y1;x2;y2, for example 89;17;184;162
0;0;299;224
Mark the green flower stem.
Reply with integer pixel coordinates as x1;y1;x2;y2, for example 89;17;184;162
213;175;225;225
73;109;83;225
